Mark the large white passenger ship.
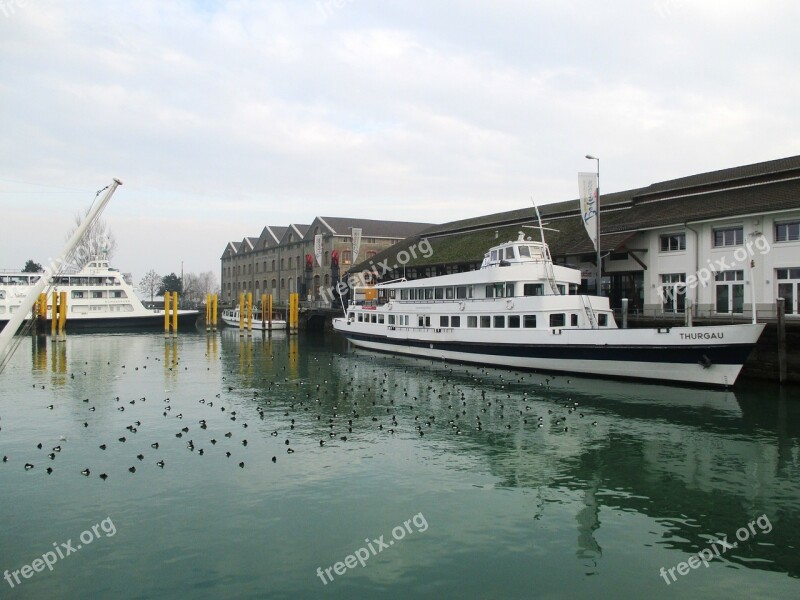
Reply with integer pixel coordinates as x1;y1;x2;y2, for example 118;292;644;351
0;259;199;331
333;233;765;387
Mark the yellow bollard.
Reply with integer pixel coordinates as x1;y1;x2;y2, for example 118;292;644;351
261;293;267;330
267;294;273;331
246;292;253;335
51;290;58;336
58;291;67;340
205;293;211;332
171;291;179;336
212;294;218;331
164;292;171;337
239;292;245;336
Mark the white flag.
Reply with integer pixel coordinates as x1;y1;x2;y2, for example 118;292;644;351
578;172;598;251
314;234;324;267
351;228;362;264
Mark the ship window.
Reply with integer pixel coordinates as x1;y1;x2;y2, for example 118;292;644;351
480;316;491;328
467;316;478;328
440;316;449;327
451;316;461;327
71;290;85;299
550;313;566;327
456;287;467;299
485;285;494;298
506;283;515;297
523;315;537;328
418;316;425;327
598;314;608;326
491;250;498;261
371;314;377;323
91;291;104;299
349;312;355;320
505;247;515;259
557;285;566;295
446;287;454;299
571;314;578;327
518;246;531;258
400;290;409;300
569;284;579;295
493;315;505;328
425;289;434;300
113;291;126;298
388;315;395;325
508;315;520;328
357;313;363;322
435;288;444;300
524;284;544;296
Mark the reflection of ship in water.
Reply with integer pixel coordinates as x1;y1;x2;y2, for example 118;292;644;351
328;350;800;577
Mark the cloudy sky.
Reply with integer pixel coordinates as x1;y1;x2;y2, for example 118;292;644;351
1;0;797;283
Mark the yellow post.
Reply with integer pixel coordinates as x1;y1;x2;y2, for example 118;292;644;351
246;292;253;334
239;292;245;336
164;291;171;337
289;292;299;333
38;293;47;318
205;293;211;332
58;291;67;340
171;291;179;335
212;294;218;331
51;290;57;336
267;294;273;330
261;293;267;330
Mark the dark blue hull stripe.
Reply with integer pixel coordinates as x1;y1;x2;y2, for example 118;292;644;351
1;314;199;332
340;332;755;366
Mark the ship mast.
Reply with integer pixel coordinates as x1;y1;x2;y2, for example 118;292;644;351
0;179;123;373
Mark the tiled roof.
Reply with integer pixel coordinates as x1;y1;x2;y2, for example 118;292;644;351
314;216;433;238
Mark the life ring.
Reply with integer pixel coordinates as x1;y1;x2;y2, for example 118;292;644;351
506;299;514;309
459;301;465;311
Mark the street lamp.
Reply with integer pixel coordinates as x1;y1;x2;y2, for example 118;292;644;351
585;155;601;295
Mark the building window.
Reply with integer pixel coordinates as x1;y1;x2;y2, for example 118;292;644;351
775;221;800;243
713;227;743;247
342;250;352;265
550;313;566;327
777;268;800;315
660;234;686;252
715;270;744;314
366;250;377;258
660;273;686;313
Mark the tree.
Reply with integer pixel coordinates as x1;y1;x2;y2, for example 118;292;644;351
158;273;182;296
138;270;161;303
180;271;219;305
22;259;43;272
64;208;117;270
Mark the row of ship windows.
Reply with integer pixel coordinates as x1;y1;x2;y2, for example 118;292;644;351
71;290;127;299
349;312;610;328
397;283;579;301
0;304;134;314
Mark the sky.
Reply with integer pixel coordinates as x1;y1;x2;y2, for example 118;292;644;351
1;0;798;284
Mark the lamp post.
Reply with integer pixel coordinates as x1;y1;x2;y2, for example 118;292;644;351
585;155;601;295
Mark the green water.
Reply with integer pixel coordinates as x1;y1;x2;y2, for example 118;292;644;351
0;330;798;599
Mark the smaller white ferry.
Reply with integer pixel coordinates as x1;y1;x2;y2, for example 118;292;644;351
221;307;287;331
0;259;199;331
333;233;765;387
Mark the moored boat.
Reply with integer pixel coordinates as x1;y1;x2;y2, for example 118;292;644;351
333;232;764;387
0;259;199;331
220;307;287;330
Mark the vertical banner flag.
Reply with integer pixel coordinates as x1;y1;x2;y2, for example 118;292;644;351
314;234;324;267
578;172;599;251
351;228;362;264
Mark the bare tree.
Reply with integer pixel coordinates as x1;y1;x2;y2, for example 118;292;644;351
179;271;219;306
138;270;161;303
64;209;117;270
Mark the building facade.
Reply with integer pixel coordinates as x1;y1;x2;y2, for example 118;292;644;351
220;217;432;305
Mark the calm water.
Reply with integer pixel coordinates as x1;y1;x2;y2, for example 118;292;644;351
0;330;798;599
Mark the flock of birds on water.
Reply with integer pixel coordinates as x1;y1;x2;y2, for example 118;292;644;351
1;340;601;483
